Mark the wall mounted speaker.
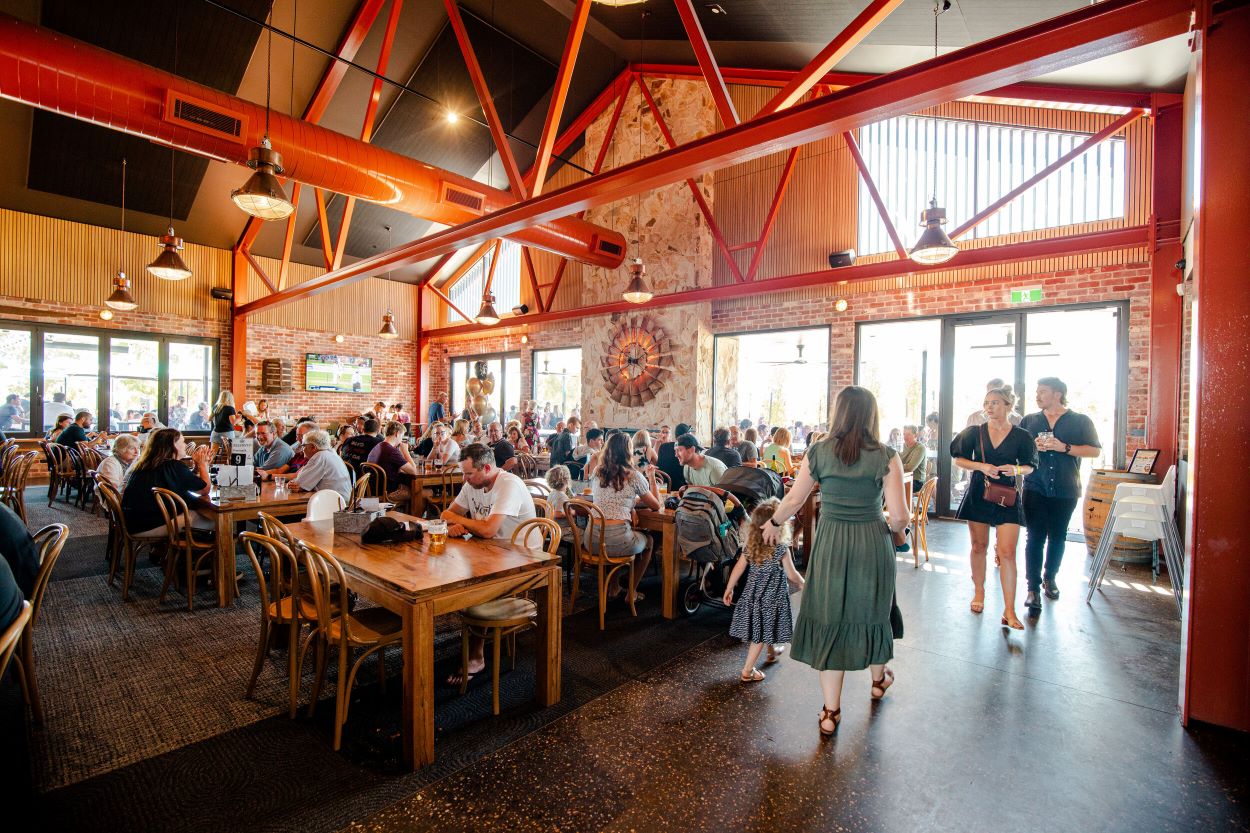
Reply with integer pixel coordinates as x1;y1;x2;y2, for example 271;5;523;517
828;250;856;269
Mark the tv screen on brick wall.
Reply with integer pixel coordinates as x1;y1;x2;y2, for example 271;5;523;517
305;354;372;393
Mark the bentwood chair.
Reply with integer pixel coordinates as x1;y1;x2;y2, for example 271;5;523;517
652;468;672;491
565;499;637;630
524;479;551;501
428;464;461;515
514;452;539;479
95;482;165;601
531;497;553;519
361;462;388;499
348;472;372;510
239;531;310;718
1;451;37;524
298;540;403;751
0;602;32;686
152;487;219;612
458;517;561;714
909;477;939;567
12;523;69;723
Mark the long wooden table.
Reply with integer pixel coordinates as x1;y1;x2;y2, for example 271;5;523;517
198;482;312;607
284;513;561;769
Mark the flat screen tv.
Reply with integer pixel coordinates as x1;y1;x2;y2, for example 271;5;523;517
305;353;372;393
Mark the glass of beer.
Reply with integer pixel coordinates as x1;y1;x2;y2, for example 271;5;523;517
428;519;448;553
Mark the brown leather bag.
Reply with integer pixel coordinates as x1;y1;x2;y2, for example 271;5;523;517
977;425;1018;508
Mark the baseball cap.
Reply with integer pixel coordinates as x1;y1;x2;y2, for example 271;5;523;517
675;433;703;451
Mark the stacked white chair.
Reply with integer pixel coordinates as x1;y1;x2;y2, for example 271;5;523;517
304;490;346;522
1086;465;1183;613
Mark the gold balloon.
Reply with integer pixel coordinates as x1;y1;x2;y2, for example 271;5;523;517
472;394;488;413
481;375;495;395
466;377;482;396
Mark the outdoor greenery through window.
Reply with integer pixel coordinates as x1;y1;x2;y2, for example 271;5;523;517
0;321;217;436
857;114;1127;256
531;348;581;430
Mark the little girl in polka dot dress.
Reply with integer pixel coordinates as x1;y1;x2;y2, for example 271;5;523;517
723;498;805;683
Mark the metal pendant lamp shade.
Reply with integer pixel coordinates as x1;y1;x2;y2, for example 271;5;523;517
231;139;294;221
105;271;139;311
622;258;653;304
909;199;959;265
147;227;193;280
476;292;501;326
378;309;399;339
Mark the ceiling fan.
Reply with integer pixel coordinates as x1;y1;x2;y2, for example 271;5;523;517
762;339;808;366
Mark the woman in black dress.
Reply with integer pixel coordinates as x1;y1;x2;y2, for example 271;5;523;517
951;386;1037;629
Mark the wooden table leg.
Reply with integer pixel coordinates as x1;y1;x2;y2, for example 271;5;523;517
215;511;234;607
409;486;426;519
534;565;561;707
401;599;435;769
661;525;678;620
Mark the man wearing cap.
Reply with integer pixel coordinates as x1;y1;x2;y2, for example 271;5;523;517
657;421;690;490
675;433;726;487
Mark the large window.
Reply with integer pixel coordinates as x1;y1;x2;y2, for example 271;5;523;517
446;240;523;324
0;321;217;436
857;319;942;455
857;115;1127;256
532;348;581;428
712;327;830;449
450;352;521;427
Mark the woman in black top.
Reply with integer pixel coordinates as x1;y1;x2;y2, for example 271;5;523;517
121;428;215;536
209;391;238;448
950;386;1037;630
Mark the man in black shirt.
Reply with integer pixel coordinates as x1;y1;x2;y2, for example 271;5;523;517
656;421;690;491
56;410;95;447
549;416;579;466
339;418;383;474
486;421;517;471
0;503;39;597
706;427;743;469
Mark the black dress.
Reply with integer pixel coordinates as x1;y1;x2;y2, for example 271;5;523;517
951;423;1038;526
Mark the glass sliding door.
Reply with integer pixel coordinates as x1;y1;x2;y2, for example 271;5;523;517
43;332;99;430
109;337;160;432
0;328;31;433
168;342;214;430
449;353;520;427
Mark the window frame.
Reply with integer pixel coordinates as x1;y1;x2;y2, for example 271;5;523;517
448;350;523;426
0;319;218;437
530;347;582;416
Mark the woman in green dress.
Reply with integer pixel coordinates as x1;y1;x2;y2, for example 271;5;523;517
762;386;909;736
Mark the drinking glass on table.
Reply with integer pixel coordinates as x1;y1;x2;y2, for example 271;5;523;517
273;474;289;494
428;519;448;553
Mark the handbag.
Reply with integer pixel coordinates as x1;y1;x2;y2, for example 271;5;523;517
977;425;1018;508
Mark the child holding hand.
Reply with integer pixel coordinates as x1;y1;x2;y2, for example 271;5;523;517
723;498;806;682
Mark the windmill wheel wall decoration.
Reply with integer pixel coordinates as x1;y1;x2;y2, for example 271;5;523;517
600;314;674;406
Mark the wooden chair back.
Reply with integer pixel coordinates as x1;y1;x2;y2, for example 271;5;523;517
361;462;388;498
28;524;69;628
531;496;553;519
652;468;672;490
348;472;371;509
431;464;461;513
524;478;551;498
511;516;561;555
3;451;38;521
151;487;199;551
564;498;610;564
258;511;298;551
0;601;31;681
296;540;353;650
514;452;538;479
238;531;300;626
912;476;938;520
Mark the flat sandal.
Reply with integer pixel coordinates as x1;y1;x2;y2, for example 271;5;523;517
871;668;895;700
818;707;841;737
741;668;765;683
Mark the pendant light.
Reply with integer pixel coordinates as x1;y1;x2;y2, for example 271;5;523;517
105;159;139;312
476;291;501;325
909;0;958;266
231;11;294;220
149;14;193;279
377;225;400;338
622;9;654;305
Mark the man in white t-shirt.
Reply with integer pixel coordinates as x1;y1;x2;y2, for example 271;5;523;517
443;442;537;684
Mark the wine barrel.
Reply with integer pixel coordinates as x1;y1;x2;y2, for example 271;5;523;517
1083;468;1156;564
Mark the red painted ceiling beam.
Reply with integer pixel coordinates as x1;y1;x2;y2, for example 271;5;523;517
530;0;593;197
758;0;905;117
233;0;1186;317
744;146;799;281
674;0;738;127
843;130;907;258
424;224;1149;338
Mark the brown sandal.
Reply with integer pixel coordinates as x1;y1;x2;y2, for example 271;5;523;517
818;707;841;737
871;668;894;700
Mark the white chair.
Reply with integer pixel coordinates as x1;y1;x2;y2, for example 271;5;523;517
1086;465;1182;613
304;490;346;522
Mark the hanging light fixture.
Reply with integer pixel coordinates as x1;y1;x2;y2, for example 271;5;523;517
909;0;958;266
378;309;399;339
231;11;294;220
149;15;193;279
476;291;501;326
622;9;654;305
623;259;653;304
105;159;139;312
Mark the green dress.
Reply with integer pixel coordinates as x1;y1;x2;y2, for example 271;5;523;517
791;440;897;671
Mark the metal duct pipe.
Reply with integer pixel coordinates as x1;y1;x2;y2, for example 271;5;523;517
0;14;627;268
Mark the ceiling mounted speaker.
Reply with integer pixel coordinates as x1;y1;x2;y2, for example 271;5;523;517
828;250;856;269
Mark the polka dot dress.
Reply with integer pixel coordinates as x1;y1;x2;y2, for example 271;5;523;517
729;544;794;645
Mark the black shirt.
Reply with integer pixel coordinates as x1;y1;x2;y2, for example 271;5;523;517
211;406;236;433
0;557;21;632
1020;410;1100;499
415;437;434;458
0;502;39;596
706;445;743;469
340;434;382;473
56;422;89;446
550;430;575;466
121;460;207;534
282;428;298;446
656;441;687;491
490;439;516;469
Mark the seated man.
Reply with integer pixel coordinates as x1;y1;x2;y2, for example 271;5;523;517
260;421;317;478
899;424;928;489
340;418;383;474
252;420;294;472
656;422;691;490
485;421;517;472
366;421;419;501
289;429;352;500
675;433;727;487
549;417;578;466
706;427;743;469
441;443;537;684
136;411;165;447
579;428;606;478
56;410;105;447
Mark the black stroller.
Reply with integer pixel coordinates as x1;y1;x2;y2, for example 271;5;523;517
675;467;784;616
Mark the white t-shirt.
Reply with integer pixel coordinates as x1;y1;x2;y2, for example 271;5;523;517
451;470;538;547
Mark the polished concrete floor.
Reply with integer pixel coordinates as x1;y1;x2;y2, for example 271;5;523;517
342;521;1248;833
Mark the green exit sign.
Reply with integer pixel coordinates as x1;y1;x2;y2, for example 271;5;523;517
1010;287;1043;304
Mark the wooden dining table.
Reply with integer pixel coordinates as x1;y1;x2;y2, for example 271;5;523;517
284;513;561;769
196;481;313;607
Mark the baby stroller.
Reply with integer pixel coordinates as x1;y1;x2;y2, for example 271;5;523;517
674;486;740;616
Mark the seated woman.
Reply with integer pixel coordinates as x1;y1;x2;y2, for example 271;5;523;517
413;421;437;458
428;422;461;466
450;418;470;446
631;429;658;469
45;413;73;442
763;427;796;475
506;422;532;454
586;432;661;603
121;428;215;536
98;434;140;490
334;424;357;451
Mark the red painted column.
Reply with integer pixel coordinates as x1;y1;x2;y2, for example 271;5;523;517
1146;98;1183;474
1182;1;1250;731
230;248;249;406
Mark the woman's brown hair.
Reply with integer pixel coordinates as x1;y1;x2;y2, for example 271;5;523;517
596;431;634;492
130;428;183;476
829;385;883;466
745;498;790;565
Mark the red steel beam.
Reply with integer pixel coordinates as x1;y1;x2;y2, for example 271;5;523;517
521;67;633;194
543;260;568;313
419;251;455;287
530;0;593;197
950;107;1144;239
312;189;335;270
277;183;304;289
233;0;1187;316
843;130;907;258
636;74;745;283
427;282;475;326
241;248;279;296
439;240;496;293
674;0;738;127
745;147;799;281
1146;97;1183;478
444;0;527;197
483;239;502;294
521;247;546;312
423;224;1150;337
759;0;905;117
